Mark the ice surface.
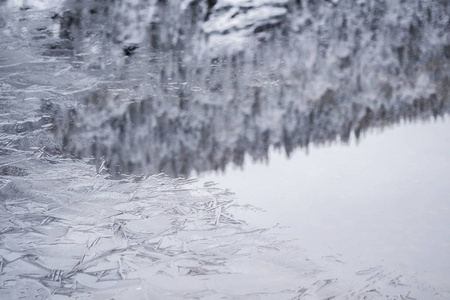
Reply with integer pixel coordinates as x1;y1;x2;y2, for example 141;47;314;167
8;0;443;177
205;118;450;295
3;149;442;299
1;0;449;299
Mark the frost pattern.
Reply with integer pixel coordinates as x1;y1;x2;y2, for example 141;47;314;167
1;150;444;299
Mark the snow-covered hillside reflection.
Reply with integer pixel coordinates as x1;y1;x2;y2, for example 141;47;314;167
0;0;449;299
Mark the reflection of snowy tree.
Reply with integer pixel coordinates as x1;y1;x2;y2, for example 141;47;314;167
40;0;450;177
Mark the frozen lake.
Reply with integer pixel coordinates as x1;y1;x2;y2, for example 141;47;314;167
202;118;450;290
1;0;449;299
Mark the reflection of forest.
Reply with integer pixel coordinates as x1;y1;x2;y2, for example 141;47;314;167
44;0;449;177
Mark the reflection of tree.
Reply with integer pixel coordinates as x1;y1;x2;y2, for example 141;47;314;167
46;0;449;177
